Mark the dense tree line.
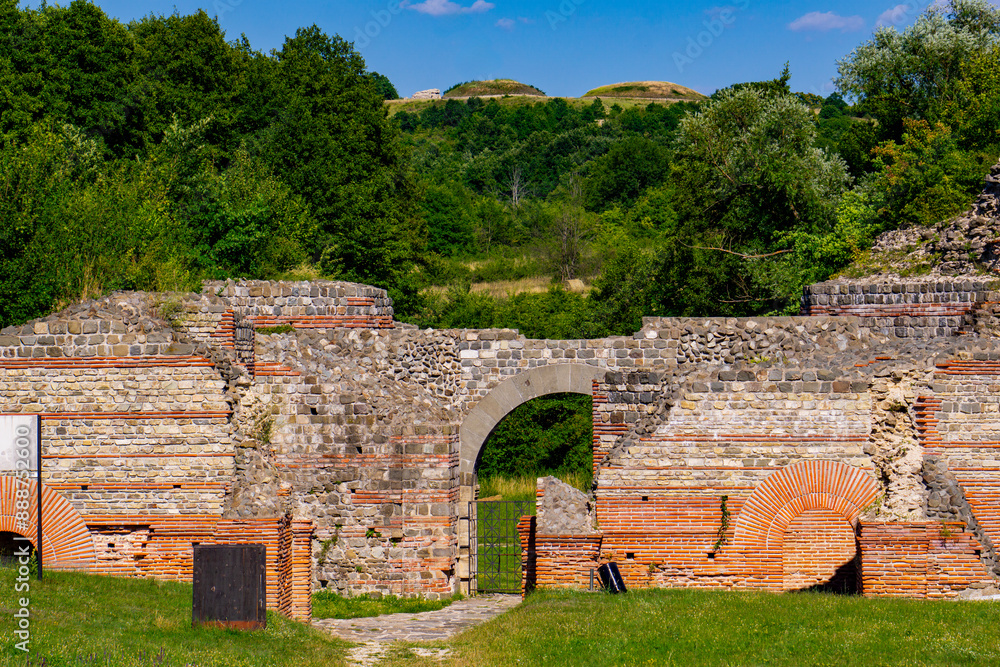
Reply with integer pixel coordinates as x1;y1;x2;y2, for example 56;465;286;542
405;0;999;337
0;1;413;326
2;0;999;342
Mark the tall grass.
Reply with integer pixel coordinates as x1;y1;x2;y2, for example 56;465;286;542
478;471;591;503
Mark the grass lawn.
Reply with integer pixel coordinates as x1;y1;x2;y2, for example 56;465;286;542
0;567;348;667
389;588;1000;667
312;591;456;620
479;471;590;503
6;566;1000;666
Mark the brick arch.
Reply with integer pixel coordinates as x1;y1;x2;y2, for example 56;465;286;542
732;460;879;553
0;476;95;569
459;363;605;476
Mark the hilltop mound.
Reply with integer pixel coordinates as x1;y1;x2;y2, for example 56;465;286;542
443;79;546;98
583;81;706;101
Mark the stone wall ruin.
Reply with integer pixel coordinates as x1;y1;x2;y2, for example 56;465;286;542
3;272;1000;607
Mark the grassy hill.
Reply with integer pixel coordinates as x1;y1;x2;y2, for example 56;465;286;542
584;80;706;101
443;79;547;98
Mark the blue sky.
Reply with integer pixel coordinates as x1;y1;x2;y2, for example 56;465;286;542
65;1;969;98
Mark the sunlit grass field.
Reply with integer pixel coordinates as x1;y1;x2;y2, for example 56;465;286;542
0;567;348;667
3;566;1000;666
478;471;591;503
389;588;1000;667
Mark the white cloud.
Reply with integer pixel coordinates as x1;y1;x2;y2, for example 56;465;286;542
788;11;865;32
406;0;496;16
496;17;515;30
876;4;914;27
518;16;535;25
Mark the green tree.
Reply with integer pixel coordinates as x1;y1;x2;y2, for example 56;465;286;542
477;394;593;481
0;1;139;153
0;122;180;327
248;26;422;307
945;44;1000;149
582;136;671;212
870;119;995;229
654;88;850;316
128;10;252;155
716;63;792;100
0;123;83;326
422;181;476;257
836;0;1000;141
367;72;399;100
589;235;658;336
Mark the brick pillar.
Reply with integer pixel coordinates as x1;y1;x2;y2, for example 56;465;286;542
276;516;293;616
517;515;536;597
289;520;314;621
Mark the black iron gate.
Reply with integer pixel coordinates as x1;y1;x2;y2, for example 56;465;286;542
469;500;533;594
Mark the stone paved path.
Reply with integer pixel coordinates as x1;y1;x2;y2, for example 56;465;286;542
314;595;521;666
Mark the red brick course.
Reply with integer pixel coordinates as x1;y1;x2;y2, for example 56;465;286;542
858;522;994;598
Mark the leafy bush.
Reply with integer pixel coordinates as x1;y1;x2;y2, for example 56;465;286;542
871;120;995;229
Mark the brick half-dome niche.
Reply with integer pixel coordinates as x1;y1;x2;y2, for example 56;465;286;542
0;476;96;569
733;460;879;553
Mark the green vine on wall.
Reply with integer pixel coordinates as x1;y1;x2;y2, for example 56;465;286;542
712;495;730;554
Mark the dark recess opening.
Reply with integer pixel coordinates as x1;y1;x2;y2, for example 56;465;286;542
0;532;33;566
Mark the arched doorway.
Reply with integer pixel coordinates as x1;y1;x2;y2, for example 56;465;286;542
458;363;605;594
781;508;859;593
459;363;605;478
475;392;594;491
472;392;593;593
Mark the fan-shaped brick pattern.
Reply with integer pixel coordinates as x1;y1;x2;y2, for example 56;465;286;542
0;476;95;569
733;460;879;553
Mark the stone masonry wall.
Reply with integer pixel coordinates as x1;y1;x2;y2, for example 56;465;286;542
204;280;394;330
0;290;317;617
230;326;461;598
802;280;1000;338
6;278;1000;604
